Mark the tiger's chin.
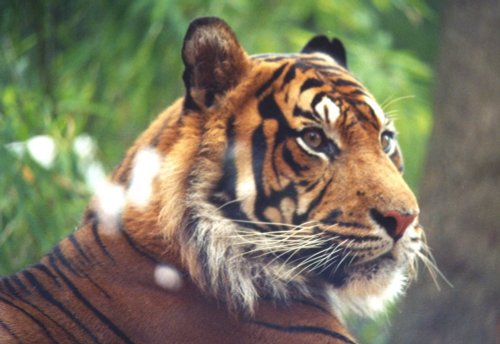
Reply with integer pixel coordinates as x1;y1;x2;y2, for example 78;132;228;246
323;247;416;320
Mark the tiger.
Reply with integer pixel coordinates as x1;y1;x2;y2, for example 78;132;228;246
0;17;429;343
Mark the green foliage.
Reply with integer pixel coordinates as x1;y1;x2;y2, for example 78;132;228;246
0;1;437;337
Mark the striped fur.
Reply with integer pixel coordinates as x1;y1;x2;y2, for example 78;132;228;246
0;17;427;343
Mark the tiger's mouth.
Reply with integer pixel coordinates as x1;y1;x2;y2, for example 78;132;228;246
315;251;397;286
280;235;412;288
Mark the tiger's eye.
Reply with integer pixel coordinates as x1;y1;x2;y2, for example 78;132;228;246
302;129;324;149
381;131;396;154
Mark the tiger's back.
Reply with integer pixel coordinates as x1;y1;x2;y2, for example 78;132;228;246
0;17;428;343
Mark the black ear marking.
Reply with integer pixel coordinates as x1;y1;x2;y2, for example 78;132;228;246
301;35;348;69
182;17;248;109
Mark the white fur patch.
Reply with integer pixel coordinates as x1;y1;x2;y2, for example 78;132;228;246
154;264;183;291
363;96;386;125
127;147;162;207
93;180;126;235
314;96;340;124
237;174;257;201
296;137;329;161
326;268;407;320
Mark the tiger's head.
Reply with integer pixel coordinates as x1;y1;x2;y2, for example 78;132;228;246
156;17;425;319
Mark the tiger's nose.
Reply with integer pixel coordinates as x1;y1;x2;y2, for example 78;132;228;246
370;209;417;241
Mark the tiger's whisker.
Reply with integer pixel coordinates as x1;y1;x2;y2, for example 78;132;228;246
284;244;340;280
380;95;415;111
230;218;319;230
417;246;452;289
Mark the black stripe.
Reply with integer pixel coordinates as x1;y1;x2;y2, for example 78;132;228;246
212;198;259;231
364;103;382;127
281;65;296;89
33;263;61;288
347;100;380;129
293;105;319;122
0;294;58;343
9;275;83;343
256;63;288;97
335;233;379;242
250;320;356;343
210;117;259;228
120;224;159;263
69;234;91;264
334;221;368;230
202;89;214;108
258;94;296;184
49;256;134;344
0;296;58;343
294;60;314;73
11;275;29;296
320;210;370;231
80;271;111;299
182;90;202;111
53;246;81;277
304;178;321;192
2;279;18;297
0;319;22;343
332;78;361;89
300;78;325;93
345;89;368;97
309;177;333;212
311;92;328;111
258;94;293;180
24;267;101;344
321;209;343;224
251;125;269;222
90;215;116;263
282;145;308;176
253;93;302;223
293;177;333;225
214;116;238;200
259;92;291;124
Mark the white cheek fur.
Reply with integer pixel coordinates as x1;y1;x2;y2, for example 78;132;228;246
326;267;408;321
127;147;162;208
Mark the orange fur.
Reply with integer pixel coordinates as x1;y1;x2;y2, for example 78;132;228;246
0;17;426;343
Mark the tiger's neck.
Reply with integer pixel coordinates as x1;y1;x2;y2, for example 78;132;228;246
0;215;356;344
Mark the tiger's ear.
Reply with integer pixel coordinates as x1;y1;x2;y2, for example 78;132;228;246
182;17;248;110
301;35;348;69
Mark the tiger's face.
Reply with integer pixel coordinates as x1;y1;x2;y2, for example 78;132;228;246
175;17;425;318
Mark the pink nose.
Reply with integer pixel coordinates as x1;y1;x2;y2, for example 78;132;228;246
370;209;417;241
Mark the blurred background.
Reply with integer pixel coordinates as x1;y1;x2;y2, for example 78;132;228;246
1;1;498;343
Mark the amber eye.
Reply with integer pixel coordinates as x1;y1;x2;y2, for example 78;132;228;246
381;131;396;155
301;128;325;150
